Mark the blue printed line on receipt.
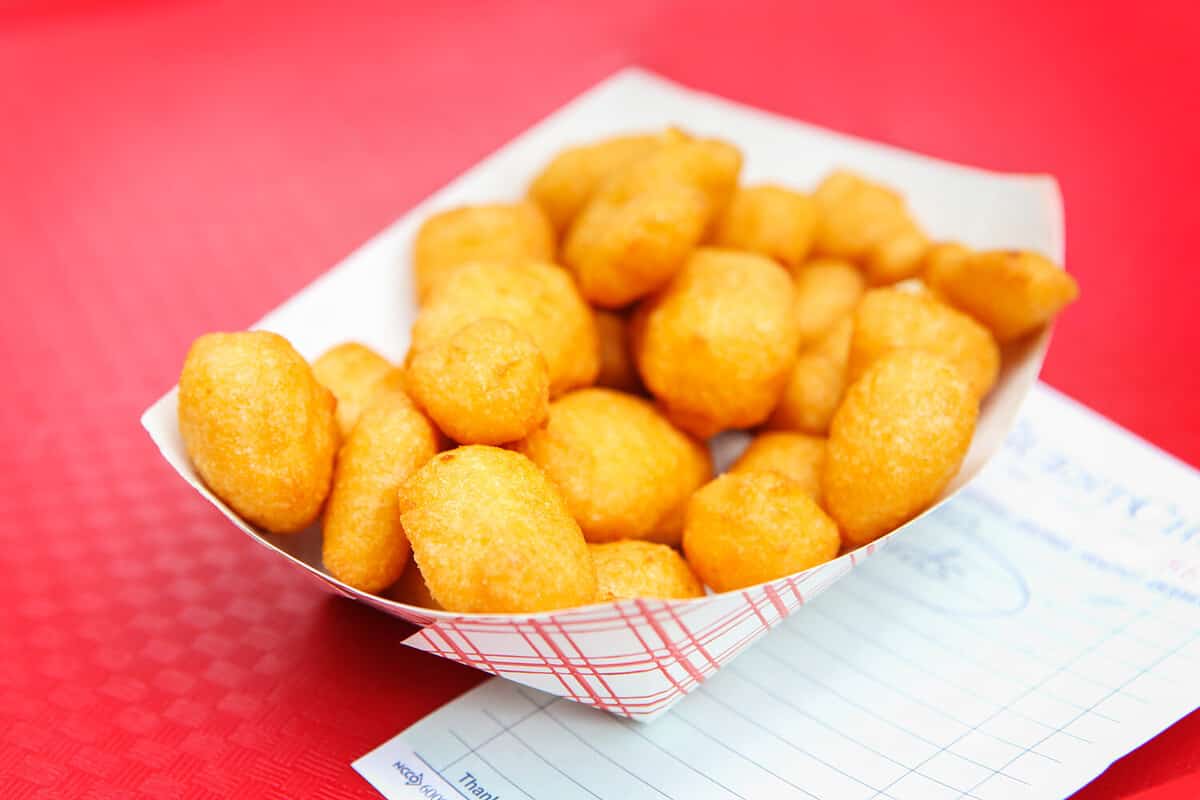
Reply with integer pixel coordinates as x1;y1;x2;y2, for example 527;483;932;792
354;384;1200;800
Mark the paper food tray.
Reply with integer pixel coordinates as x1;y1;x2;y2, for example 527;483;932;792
141;67;1063;721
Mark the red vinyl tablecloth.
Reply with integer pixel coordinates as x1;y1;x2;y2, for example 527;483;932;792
2;2;1198;798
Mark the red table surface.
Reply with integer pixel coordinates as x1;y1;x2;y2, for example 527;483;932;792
2;1;1199;798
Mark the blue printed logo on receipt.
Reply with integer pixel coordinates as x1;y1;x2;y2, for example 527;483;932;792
352;741;463;800
379;752;500;800
392;759;423;786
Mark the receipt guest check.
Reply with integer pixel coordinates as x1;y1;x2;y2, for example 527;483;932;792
355;384;1200;800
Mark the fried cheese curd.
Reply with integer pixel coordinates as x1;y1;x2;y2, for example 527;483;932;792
824;350;977;548
711;184;818;267
593;309;642;393
411;202;555;302
407;318;550;445
635;248;800;437
388;561;443;611
528;132;667;233
514;388;712;545
363;367;410;409
408;260;599;397
848;288;1000;402
921;242;972;297
639;421;718;547
925;247;1080;342
729;432;825;502
589;540;705;601
764;316;854;435
178;331;337;534
312;342;394;438
563;135;743;308
683;471;839;592
813;170;929;285
397;446;597;613
322;394;440;593
792;257;866;346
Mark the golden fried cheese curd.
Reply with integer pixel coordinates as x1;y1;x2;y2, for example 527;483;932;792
617;134;741;222
867;224;930;286
683;471;840;592
514;388;712;545
388;560;443;610
528;132;666;233
322;395;440;593
711;184;818;267
641;420;717;547
729;432;825;502
792;258;866;346
921;242;971;295
362;367;410;410
824;350;977;548
764;316;853;435
848;288;1000;401
407;318;550;445
813;170;928;285
565;177;707;308
398;446;597;613
409;260;598;397
178;331;338;534
312;342;394;438
927;249;1080;342
411;202;555;302
563;136;743;308
635;248;799;437
593;310;642;393
589;541;705;601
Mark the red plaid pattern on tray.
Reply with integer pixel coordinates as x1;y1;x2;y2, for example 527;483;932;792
395;544;880;720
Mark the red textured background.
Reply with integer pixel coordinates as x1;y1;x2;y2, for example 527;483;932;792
2;1;1198;798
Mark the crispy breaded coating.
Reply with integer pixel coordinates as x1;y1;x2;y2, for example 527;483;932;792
322;396;440;593
388;561;443;610
921;242;971;297
409;260;598;397
764;317;854;435
684;471;839;592
590;540;705;601
362;367;411;412
927;249;1079;342
407;318;550;445
848;288;1000;401
813;170;929;285
711;184;818;267
563;136;742;307
729;432;825;502
514;388;712;545
312;342;394;437
792;257;866;346
528;133;667;233
824;350;977;548
412;202;555;302
398;446;597;613
635;248;799;437
178;331;337;533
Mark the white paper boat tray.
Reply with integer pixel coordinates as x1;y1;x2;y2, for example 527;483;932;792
142;67;1063;721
